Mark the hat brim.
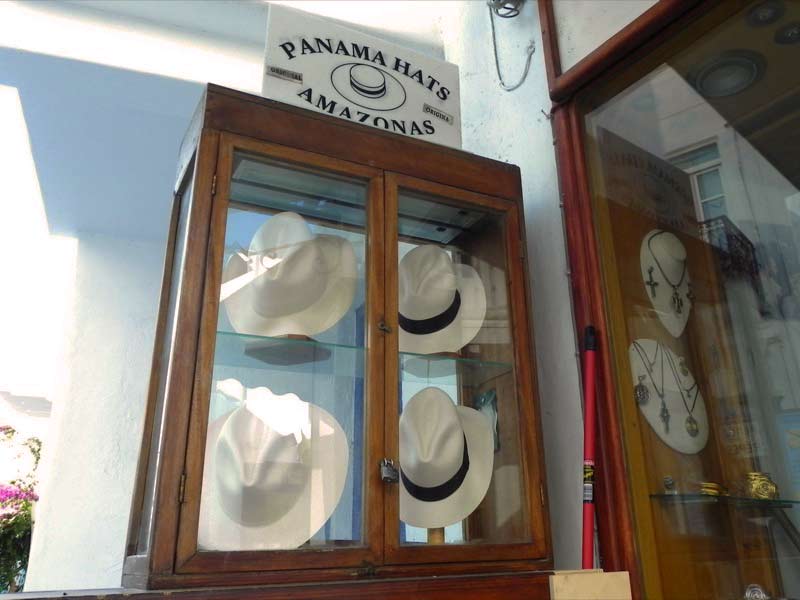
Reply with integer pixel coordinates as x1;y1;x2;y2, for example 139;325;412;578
399;263;487;355
222;235;357;338
198;402;349;551
399;404;494;529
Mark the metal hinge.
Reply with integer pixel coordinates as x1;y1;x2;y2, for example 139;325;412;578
351;560;377;578
211;173;217;197
179;472;187;504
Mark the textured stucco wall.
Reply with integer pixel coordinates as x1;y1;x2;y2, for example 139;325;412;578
25;235;164;590
553;0;657;71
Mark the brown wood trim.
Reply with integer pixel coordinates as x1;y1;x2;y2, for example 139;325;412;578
382;171;401;562
126;179;184;557
175;132;386;575
537;0;562;94
366;173;388;566
155;561;551;591
551;104;642;596
203;85;522;201
148;129;220;575
10;571;552;600
505;202;551;559
174;134;234;568
539;0;707;104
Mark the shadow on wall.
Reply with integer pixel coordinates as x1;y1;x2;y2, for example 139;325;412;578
0;47;203;238
0;48;203;590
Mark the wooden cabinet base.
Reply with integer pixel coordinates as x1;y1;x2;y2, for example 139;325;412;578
16;572;552;600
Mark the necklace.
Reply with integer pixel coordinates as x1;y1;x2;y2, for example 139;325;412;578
665;350;700;437
632;341;670;433
647;231;689;315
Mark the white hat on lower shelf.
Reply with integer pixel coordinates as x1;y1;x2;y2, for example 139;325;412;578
198;381;349;551
399;386;494;529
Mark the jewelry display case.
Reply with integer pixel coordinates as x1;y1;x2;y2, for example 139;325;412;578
570;3;800;597
123;84;551;597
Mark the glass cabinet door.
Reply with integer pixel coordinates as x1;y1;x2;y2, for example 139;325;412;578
383;173;547;564
176;136;384;572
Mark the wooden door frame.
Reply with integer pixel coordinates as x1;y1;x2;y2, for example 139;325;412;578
382;173;550;567
538;1;751;598
175;132;387;575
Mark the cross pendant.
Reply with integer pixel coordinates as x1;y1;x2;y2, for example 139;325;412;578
671;288;683;314
686;283;695;303
646;266;659;298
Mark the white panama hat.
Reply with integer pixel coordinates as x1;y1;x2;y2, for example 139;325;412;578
221;212;357;337
399;387;494;529
398;245;487;355
198;380;349;551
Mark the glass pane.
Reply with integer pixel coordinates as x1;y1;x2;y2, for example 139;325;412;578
581;2;800;597
697;168;723;200
701;197;726;220
671;143;721;170
395;189;529;546
197;152;368;552
137;167;195;555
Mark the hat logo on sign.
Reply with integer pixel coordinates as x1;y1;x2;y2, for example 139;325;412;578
330;62;407;111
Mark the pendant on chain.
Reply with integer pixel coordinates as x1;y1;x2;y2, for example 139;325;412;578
660;401;670;433
671;288;683;314
685;414;699;437
646;266;659;298
634;375;649;405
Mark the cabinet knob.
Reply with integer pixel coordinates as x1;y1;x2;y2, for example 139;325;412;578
380;458;399;483
377;320;392;334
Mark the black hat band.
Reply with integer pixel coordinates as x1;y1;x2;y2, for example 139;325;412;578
401;434;470;503
399;290;461;336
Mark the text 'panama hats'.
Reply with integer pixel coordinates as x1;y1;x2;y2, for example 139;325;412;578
399;387;494;529
198;380;349;551
221;212;357;337
398;245;487;355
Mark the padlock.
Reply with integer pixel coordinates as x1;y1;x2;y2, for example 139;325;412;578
380;458;399;483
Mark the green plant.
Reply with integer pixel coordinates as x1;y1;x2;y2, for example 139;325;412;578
0;426;41;593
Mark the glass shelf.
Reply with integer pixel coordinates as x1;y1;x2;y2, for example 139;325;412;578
214;331;513;387
400;351;513;389
214;330;365;376
652;493;800;509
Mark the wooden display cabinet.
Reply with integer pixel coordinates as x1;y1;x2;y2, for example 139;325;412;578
123;84;552;597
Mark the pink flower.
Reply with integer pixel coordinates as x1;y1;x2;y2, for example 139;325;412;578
0;483;38;504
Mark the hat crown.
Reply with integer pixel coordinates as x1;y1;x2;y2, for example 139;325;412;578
215;406;309;526
399;246;459;320
247;212;329;318
399;387;465;488
250;212;314;256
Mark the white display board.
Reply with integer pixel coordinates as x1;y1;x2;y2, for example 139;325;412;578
263;5;461;149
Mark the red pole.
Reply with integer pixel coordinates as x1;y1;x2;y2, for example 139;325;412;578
582;326;598;570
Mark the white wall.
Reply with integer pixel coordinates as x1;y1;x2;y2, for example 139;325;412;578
25;235;164;590
0;0;645;590
553;0;657;71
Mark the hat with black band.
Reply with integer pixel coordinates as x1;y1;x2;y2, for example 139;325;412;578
399;387;493;529
398;245;486;355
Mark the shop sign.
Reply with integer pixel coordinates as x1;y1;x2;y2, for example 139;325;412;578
263;5;461;149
